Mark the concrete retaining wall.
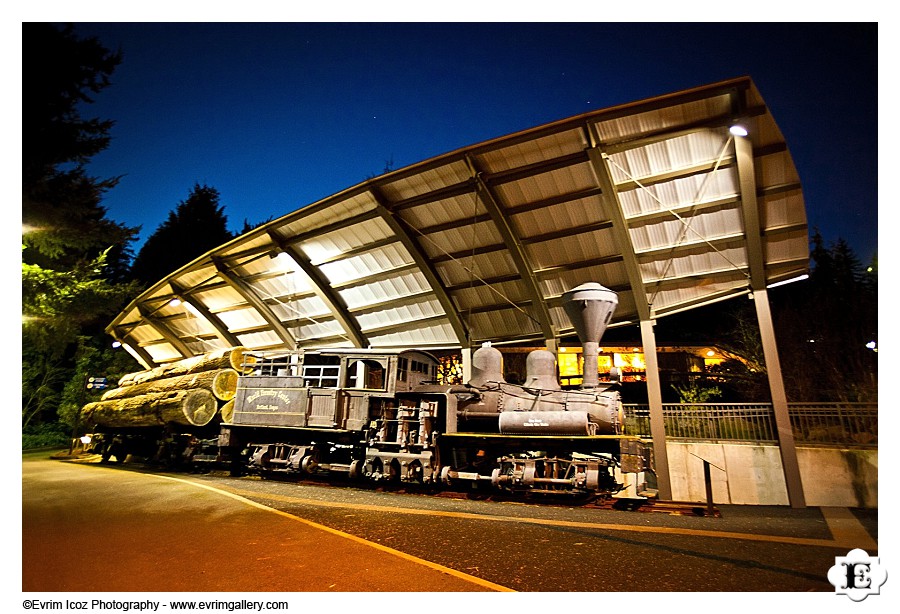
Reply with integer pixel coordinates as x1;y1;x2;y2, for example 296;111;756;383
664;442;877;508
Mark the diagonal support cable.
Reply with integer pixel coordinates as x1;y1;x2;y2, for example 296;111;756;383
604;133;751;307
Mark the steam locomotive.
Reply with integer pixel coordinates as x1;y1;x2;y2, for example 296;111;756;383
81;283;653;498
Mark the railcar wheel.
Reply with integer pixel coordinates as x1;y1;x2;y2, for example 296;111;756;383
349;459;363;479
300;455;318;474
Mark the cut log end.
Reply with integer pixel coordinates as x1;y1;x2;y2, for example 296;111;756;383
219;399;235;424
181;389;218;427
212;369;239;401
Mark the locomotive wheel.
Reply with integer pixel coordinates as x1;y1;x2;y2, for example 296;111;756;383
404;460;423;484
386;459;401;482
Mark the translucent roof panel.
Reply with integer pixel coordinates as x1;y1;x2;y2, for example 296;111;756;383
107;77;809;365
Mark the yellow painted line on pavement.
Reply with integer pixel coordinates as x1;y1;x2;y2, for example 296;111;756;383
200;481;868;550
152;473;514;592
821;506;878;550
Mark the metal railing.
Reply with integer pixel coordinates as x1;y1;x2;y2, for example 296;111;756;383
623;402;878;447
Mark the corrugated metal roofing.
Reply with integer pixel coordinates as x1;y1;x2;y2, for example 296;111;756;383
107;77;809;367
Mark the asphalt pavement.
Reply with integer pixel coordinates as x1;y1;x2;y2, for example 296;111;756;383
22;450;504;592
21;449;880;596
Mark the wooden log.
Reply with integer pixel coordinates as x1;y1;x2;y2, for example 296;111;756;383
218;399;235;424
117;346;256;387
82;389;218;428
102;369;239;402
212;369;239;401
160;389;218;426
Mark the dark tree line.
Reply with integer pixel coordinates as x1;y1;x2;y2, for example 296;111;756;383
22;23;141;436
770;232;877;402
130;183;234;285
21;24;261;444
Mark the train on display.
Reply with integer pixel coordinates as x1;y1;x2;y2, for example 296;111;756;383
79;283;654;499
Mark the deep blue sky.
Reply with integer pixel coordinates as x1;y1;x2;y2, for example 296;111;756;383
70;22;879;264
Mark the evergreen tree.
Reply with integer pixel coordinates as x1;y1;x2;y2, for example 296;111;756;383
770;230;877;401
22;23;137;277
22;23;142;433
130;184;234;285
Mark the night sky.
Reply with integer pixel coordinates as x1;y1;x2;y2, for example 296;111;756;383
65;21;879;264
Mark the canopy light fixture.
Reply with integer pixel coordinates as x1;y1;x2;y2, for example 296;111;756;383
729;124;748;137
767;274;809;289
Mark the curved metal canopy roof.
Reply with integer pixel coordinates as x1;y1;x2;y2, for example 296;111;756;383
108;76;809;368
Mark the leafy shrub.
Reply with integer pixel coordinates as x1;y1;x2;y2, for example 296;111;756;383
22;422;71;450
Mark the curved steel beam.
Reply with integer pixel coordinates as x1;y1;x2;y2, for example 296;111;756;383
584;145;652;322
136;304;191;358
211;256;296;349
468;156;555;342
369;188;470;347
109;328;157;369
169;281;241;347
267;229;368;348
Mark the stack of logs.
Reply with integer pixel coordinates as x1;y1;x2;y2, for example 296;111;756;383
81;347;255;428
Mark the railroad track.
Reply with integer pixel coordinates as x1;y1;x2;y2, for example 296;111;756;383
69;457;722;516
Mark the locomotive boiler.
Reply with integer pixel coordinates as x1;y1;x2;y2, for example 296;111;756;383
79;282;653;498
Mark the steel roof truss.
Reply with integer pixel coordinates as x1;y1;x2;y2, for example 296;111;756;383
136;304;191;358
169;281;240;346
585;143;653;321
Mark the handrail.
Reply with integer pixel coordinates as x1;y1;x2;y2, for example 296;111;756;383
622;402;877;447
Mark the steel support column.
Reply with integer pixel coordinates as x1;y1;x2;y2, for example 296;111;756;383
461;346;472;384
639;319;671;500
735;134;806;508
753;288;806;507
586;139;672;501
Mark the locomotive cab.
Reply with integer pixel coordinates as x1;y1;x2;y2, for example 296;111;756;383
222;348;443;482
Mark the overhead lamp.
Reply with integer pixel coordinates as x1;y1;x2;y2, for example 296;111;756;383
111;340;122;348
168;298;182;307
729;124;749;137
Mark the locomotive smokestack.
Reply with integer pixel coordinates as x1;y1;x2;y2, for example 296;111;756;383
561;282;618;388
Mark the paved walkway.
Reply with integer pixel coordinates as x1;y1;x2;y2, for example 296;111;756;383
22;453;508;592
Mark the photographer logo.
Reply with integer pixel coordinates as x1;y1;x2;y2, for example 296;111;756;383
827;549;887;601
